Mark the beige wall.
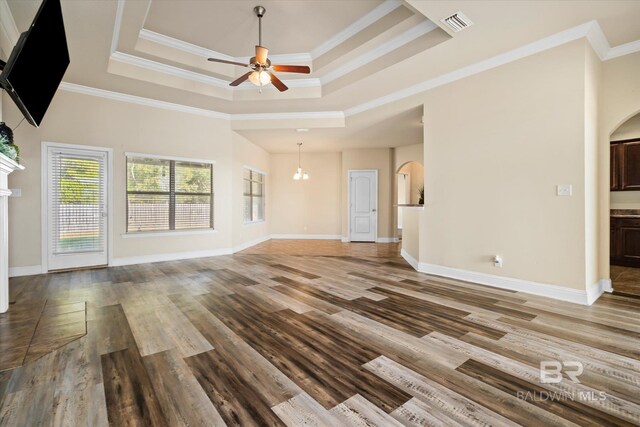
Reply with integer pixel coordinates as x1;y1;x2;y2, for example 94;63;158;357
394;144;424;233
4;90;269;268
341;148;394;240
398;162;424;205
599;51;640;277
584;43;601;292
401;208;420;261
421;40;589;290
269;152;341;236
611;112;640;141
232;132;270;249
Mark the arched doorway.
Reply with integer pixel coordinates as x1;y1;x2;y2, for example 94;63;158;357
609;111;640;297
396;161;424;234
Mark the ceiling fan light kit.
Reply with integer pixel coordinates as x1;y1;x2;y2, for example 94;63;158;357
207;5;311;92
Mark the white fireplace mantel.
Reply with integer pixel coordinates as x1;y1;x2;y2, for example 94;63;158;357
0;152;24;313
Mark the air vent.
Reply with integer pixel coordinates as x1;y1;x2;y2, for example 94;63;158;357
441;12;473;33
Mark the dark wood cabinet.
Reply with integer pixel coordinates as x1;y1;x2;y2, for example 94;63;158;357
611;144;620;190
611;138;640;191
611;217;640;267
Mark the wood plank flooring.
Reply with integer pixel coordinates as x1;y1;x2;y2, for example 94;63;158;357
1;240;639;426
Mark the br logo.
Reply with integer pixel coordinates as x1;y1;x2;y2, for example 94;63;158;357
540;361;584;383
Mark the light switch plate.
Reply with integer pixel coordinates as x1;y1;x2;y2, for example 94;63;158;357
556;184;572;196
9;188;21;197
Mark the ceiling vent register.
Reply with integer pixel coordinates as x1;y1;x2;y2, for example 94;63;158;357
441;12;473;33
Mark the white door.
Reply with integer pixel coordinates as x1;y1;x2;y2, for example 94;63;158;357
46;145;108;270
349;170;377;242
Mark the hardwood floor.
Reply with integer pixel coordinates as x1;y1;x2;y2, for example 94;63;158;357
1;240;639;426
611;264;640;297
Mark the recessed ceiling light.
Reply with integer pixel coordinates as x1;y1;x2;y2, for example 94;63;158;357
296;128;309;132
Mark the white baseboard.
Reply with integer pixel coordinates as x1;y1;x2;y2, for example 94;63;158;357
400;249;419;270
111;248;233;267
601;278;613;293
417;262;602;306
8;265;44;277
586;278;612;305
341;237;350;243
232;235;271;253
271;234;341;240
377;237;400;243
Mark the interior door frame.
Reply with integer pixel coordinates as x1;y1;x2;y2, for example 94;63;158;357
347;169;378;243
41;141;113;272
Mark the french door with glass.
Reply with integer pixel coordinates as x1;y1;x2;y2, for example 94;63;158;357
45;144;109;271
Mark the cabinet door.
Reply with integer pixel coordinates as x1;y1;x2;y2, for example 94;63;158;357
610;218;618;261
621;141;640;190
619;221;640;267
611;144;620;190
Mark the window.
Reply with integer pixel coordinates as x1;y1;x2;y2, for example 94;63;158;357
244;168;265;223
126;155;214;232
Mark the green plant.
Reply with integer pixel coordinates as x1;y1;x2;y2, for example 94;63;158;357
0;134;19;163
418;186;424;205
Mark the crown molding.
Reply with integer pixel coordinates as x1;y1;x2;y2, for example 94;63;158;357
139;28;313;65
111;0;125;54
110;50;320;91
60;82;342;122
607;39;640;60
59;82;231;119
110;50;231;88
231;111;344;121
310;0;403;59
345;20;640;117
321;19;437;85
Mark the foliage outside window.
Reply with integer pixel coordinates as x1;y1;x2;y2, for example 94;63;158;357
244;168;265;223
126;156;214;232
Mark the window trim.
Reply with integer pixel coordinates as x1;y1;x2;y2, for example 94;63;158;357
125;153;215;233
243;166;266;224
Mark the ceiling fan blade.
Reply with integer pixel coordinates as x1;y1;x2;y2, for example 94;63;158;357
230;71;252;86
272;65;311;74
208;57;248;67
268;72;288;92
255;45;269;64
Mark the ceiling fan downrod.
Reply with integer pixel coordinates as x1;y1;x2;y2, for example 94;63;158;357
254;6;266;46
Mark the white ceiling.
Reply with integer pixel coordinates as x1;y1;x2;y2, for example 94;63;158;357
4;0;640;153
144;0;384;57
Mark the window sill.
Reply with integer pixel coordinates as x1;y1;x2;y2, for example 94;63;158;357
121;229;217;238
243;220;266;226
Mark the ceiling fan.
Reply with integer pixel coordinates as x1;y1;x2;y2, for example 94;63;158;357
207;5;310;92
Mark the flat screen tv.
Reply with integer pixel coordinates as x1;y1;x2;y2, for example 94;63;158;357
0;0;70;127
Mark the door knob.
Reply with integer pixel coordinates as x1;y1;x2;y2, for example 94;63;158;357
372;209;377;212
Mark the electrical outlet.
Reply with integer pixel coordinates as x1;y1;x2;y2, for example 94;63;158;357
493;255;503;268
556;184;572;196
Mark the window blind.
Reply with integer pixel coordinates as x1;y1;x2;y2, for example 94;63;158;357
243;169;264;222
51;151;106;254
127;156;213;232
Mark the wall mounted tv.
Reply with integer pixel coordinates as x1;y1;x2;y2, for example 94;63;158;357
0;0;70;127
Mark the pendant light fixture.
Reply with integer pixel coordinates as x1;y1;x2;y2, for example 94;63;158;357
293;142;309;180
